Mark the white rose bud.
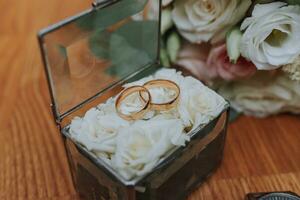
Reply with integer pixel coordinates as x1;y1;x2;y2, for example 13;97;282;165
226;27;243;64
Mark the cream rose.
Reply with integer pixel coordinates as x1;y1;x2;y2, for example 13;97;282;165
240;2;300;70
172;0;251;44
178;76;227;128
111;118;189;180
69;100;129;154
218;72;300;117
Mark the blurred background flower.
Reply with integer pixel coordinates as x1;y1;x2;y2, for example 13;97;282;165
282;55;300;81
217;71;300;117
160;0;300;117
172;0;251;43
176;43;256;82
162;0;173;7
240;2;300;70
207;44;257;81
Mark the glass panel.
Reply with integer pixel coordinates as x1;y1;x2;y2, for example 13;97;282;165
39;0;160;118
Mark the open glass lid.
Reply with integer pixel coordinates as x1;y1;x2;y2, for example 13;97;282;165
38;0;161;122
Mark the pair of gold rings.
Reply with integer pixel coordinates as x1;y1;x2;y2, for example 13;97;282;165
115;79;180;121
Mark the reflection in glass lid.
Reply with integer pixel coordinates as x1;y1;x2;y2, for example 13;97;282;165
39;0;161;120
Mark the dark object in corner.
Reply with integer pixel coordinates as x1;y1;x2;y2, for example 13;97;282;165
246;191;300;200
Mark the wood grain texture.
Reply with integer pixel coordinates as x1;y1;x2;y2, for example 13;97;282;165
0;0;299;199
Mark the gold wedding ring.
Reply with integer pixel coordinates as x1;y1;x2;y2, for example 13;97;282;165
142;79;180;111
115;86;151;121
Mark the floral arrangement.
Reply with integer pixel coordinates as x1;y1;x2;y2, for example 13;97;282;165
160;0;300;117
69;69;227;180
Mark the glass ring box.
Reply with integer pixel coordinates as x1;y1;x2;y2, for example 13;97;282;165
38;0;230;199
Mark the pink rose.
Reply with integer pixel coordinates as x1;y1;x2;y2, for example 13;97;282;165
177;43;257;81
207;44;257;81
176;42;218;81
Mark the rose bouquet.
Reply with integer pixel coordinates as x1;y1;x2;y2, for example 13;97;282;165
160;0;300;117
69;69;227;180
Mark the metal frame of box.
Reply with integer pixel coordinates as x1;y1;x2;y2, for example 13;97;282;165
38;0;230;199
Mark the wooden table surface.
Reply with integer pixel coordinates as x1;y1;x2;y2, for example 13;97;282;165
1;0;300;199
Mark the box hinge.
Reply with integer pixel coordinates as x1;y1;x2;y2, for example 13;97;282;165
50;103;62;127
92;0;116;8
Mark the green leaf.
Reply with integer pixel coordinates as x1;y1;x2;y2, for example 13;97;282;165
285;0;300;5
161;8;173;35
57;45;67;58
166;32;181;63
160;47;171;67
229;107;242;122
106;21;159;77
107;33;152;76
76;0;148;31
253;0;275;4
89;30;111;59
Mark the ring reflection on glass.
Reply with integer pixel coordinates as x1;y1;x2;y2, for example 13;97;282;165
141;79;180;111
115;86;151;121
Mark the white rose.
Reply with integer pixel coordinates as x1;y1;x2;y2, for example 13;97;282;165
154;68;186;86
172;0;251;43
218;72;300;117
111;118;189;180
178;76;227;128
69;104;129;154
240;2;300;70
147;69;226;128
